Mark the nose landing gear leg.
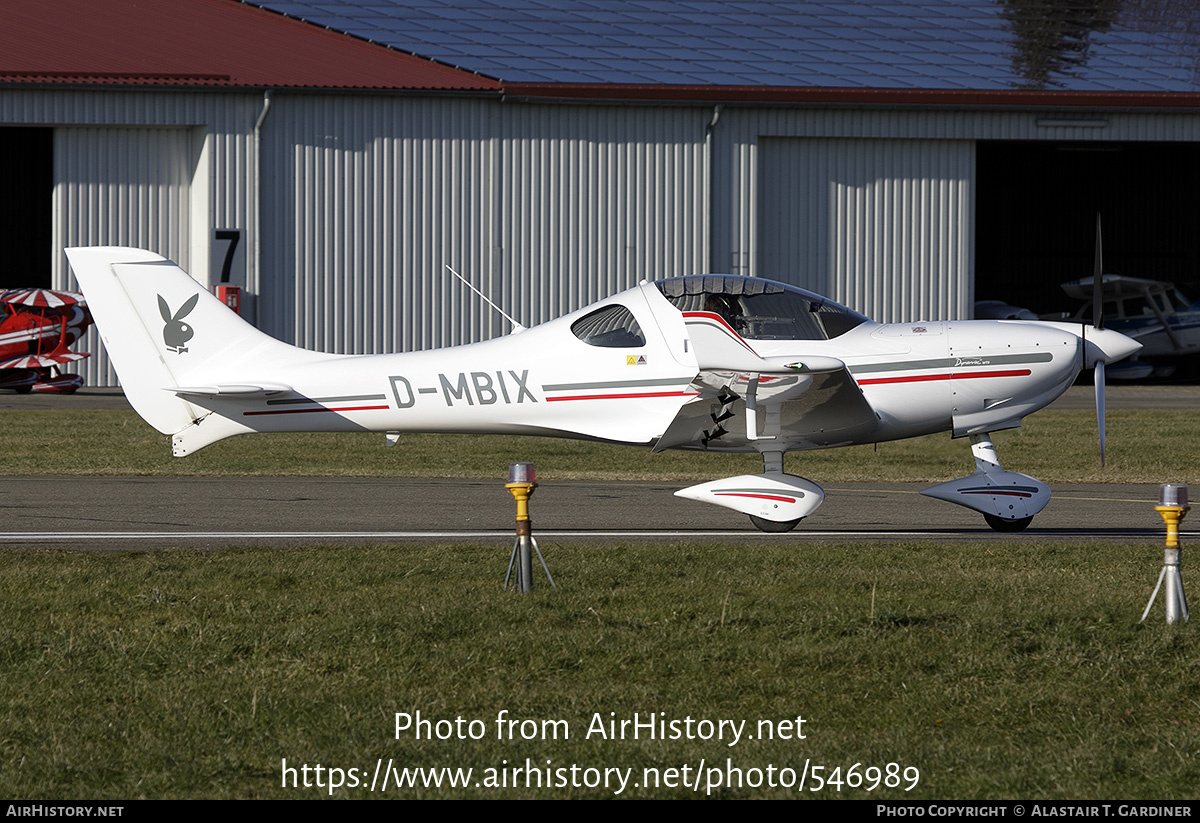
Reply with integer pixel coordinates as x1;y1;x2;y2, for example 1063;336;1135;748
921;433;1051;532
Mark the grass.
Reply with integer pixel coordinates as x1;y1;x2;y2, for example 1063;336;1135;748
2;541;1197;800
1;407;1198;484
1;408;1197;799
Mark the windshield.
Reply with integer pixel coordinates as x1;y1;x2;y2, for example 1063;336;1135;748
655;275;868;340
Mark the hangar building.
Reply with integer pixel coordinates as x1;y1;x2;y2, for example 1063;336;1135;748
3;0;1199;386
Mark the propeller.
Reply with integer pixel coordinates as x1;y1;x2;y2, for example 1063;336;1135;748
1092;212;1107;467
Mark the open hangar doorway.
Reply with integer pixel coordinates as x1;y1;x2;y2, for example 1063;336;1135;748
0;127;53;290
974;140;1200;321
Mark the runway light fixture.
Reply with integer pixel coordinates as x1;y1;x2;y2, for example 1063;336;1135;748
504;462;555;593
1141;484;1190;624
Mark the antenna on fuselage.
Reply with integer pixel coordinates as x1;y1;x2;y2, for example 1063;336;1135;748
445;265;525;334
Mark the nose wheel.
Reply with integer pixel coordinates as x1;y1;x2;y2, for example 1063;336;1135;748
749;515;803;533
921;433;1050;532
983;513;1033;532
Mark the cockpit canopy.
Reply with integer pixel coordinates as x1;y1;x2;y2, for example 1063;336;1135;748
655;275;869;340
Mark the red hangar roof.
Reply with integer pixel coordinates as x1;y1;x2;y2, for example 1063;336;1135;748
0;0;499;91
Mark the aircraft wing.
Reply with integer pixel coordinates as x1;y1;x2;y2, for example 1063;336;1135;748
652;363;879;452
0;352;89;369
651;307;879;451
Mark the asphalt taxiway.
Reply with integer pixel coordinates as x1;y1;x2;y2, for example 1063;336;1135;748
0;475;1184;549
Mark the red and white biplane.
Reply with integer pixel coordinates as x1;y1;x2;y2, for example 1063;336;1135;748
0;288;92;393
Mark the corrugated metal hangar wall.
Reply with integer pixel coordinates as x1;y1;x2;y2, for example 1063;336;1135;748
2;91;265;386
262;97;710;355
4;87;1200;386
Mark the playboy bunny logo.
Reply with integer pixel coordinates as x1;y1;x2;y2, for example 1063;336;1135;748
158;294;198;353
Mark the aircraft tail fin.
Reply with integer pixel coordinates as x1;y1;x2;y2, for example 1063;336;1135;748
66;247;312;438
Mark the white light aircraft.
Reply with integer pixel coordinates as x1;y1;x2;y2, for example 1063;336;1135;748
67;247;1140;532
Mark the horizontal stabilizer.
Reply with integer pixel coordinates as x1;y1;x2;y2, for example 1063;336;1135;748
172;383;293;398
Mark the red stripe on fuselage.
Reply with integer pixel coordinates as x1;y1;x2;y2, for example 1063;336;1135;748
545;391;700;402
243;404;390;417
857;369;1032;386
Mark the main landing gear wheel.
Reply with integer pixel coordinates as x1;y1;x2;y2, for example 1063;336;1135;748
984;513;1033;533
749;515;803;533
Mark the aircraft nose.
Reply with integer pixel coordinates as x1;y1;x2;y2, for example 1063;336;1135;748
1083;327;1141;367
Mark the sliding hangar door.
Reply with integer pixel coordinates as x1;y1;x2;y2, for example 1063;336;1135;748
753;134;1199;325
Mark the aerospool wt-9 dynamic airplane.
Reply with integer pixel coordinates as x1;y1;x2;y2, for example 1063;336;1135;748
67;246;1141;533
